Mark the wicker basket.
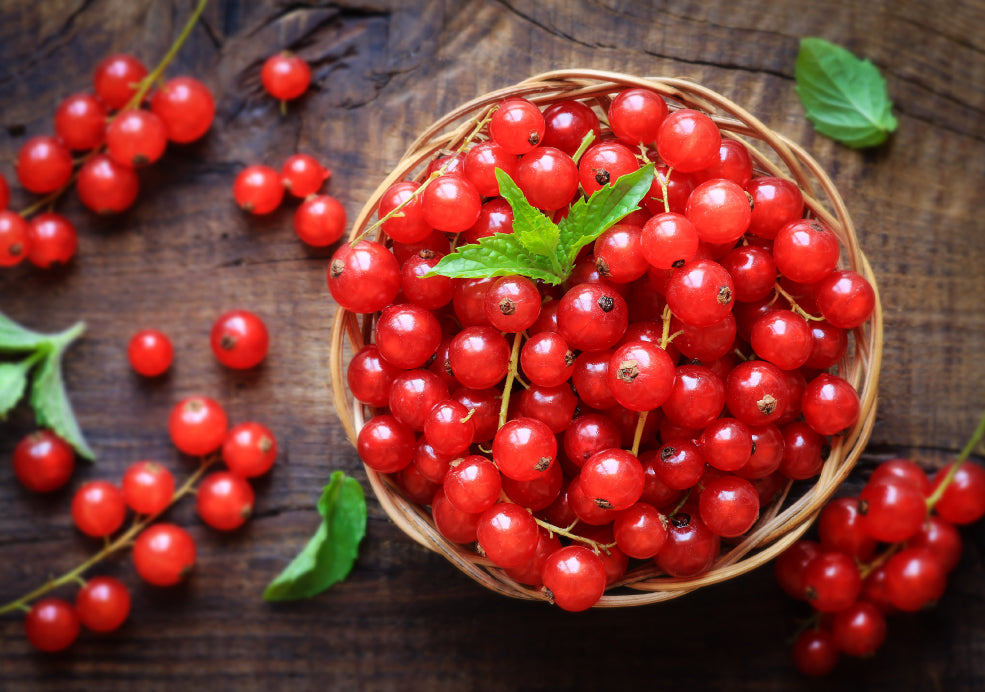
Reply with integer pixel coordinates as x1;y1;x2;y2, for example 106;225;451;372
329;69;883;606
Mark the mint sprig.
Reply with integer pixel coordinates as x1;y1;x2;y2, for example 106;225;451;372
0;312;93;460
430;163;655;285
264;470;367;601
795;37;897;148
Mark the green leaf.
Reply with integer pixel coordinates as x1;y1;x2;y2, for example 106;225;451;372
0;313;53;353
0;357;36;420
429;233;564;284
264;471;367;601
495;169;562;274
795;37;897;148
558;163;655;266
30;346;95;460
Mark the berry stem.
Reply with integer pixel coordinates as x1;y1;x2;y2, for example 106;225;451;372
532;516;612;555
570;130;596;166
659;304;674;350
630;410;648;457
773;282;825;322
925;408;985;511
657;166;672;214
0;456;215;616
498;331;524;429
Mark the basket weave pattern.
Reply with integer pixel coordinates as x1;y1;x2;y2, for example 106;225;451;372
330;69;883;606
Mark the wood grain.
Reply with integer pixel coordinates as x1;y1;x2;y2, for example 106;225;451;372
1;0;984;689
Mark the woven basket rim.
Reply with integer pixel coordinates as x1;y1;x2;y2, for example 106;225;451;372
328;69;884;607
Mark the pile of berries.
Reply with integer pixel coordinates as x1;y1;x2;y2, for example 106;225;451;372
329;85;876;611
777;455;985;675
7;397;278;652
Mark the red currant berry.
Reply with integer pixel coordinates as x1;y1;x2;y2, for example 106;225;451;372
578;140;639;197
75;576;132;633
858;479;927;542
725;359;790;426
692;138;753;187
127;328;173;377
817;497;877;561
640;212;699;270
210;309;269;369
612;502;667;559
281;153;330;198
55;93;108;150
557;282;629;351
25;212;77;268
697;418;754;472
517;383;577;434
133;523;196;586
292;194;346;247
93;54;148;109
328;240;400;314
830;601;886;657
815;270;876;329
562;413;621;469
773;219;840;284
606;340;675;412
432;486;481;543
580;448;645;511
0;211;28;266
168;396;228;456
802;550;862;612
463;197;514;245
448;326;511;389
502;528;562;587
750;310;813;371
541;545;607;612
233;164;284;214
779;421;825;480
594;223;649;283
106;109;168;167
464;141;518;197
150;76;215;143
520;331;575;388
12;430;75;493
609;88;668;145
931;461;985;524
720;245;776;303
484;275;542;332
515;146;579;211
196;471;255;531
421;174;481;233
661;364;726;430
501;461;563;512
415;439;454;487
883;546;947;612
17;136;73;194
443;455;501;514
792;628;839;677
870;458;932;494
645;165;694;215
540;99;601;155
424;399;475;457
24;598;80;652
476;502;539;568
571;349;617;410
374;303;440;369
685;178;752;245
746;176;804;239
698;474;759;537
907;515;963;573
0;173;8;210
122;460;175;515
804;320;849;370
665;259;734;328
801;373;860;436
221;422;277;478
656;108;722;173
357;414;415;474
493;417;557;482
261;52;311;100
71;480;127;537
489;98;544;155
77;154;139;214
655;511;721;577
378;181;432;244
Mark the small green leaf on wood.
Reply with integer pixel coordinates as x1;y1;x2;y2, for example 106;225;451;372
795;37;897;148
0;359;33;420
263;471;367;602
30;347;95;460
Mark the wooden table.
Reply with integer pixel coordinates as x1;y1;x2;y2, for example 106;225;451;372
2;1;984;689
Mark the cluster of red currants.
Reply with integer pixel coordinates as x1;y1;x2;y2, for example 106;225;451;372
233;152;347;248
8;395;278;653
0;52;216;269
777;456;985;676
329;86;876;611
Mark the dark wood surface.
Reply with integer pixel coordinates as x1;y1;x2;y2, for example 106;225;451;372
2;0;985;689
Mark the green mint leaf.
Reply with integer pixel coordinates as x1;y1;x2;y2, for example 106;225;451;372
0;357;36;420
264;471;367;601
430;233;563;284
0;312;53;353
29;339;95;461
795;37;897;148
558;163;655;267
495;169;563;274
